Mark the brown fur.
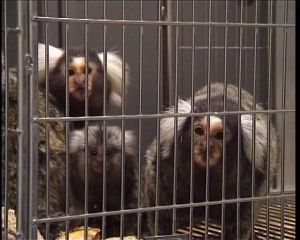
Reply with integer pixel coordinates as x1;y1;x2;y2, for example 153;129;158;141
3;70;67;239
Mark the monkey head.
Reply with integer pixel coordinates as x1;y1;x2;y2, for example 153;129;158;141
59;51;103;102
69;125;136;181
46;49;105;115
193;116;233;169
38;43;130;121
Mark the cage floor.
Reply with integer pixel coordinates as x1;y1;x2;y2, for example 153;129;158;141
2;197;295;240
176;197;295;240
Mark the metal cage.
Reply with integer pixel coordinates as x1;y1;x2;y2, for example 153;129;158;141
2;0;295;239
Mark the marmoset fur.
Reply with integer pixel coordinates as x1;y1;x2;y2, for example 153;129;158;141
68;125;138;237
2;67;68;239
143;82;279;239
38;43;129;129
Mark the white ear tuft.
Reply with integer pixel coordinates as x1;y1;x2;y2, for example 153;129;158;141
69;130;85;154
160;99;191;159
109;91;122;107
241;114;267;173
98;52;130;107
38;43;64;84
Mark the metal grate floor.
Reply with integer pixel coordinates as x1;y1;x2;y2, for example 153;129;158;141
176;197;295;240
2;198;295;240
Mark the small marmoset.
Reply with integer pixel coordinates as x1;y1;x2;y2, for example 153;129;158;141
68;125;138;237
38;43;129;129
142;82;279;239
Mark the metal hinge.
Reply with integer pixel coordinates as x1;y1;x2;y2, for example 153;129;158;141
24;54;33;74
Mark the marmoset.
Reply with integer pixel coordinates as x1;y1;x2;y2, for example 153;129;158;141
2;67;67;239
38;43;129;128
68;125;138;237
143;82;279;239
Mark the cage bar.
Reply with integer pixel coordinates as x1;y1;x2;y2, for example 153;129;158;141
221;1;229;239
28;1;39;239
32;16;295;28
280;0;289;238
101;0;107;239
1;1;295;240
250;1;258;239
136;1;143;239
188;0;196;239
3;1;9;239
64;0;71;239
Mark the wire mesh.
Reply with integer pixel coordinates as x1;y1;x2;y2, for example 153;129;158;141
1;1;295;240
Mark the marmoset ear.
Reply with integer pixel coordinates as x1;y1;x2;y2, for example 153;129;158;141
38;43;64;83
241;114;267;173
159;99;192;159
97;52;130;107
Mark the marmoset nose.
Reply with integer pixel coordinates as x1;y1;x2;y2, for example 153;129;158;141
200;140;214;152
75;76;85;88
97;145;103;160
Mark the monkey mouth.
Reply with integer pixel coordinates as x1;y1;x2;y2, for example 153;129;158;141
91;161;103;174
71;88;89;101
194;153;219;168
75;87;85;94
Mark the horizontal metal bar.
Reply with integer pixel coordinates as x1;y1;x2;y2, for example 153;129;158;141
1;27;22;33
180;46;268;50
33;109;295;122
32;193;295;224
32;16;295;28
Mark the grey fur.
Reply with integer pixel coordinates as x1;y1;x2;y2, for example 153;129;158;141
142;82;279;239
68;125;138;237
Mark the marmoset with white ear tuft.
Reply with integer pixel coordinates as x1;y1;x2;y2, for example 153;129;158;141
38;43;129;128
68;125;138;237
143;82;279;239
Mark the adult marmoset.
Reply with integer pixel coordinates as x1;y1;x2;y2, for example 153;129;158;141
38;43;129;128
2;67;67;239
143;82;279;239
68;125;138;237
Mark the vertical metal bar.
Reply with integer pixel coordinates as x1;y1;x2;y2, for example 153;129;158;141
280;0;288;238
161;0;169;108
64;1;70;239
29;1;39;239
102;0;107;238
189;0;195;239
43;1;51;238
171;0;179;235
3;0;9;238
14;1;31;238
120;0;126;238
236;1;244;239
251;1;258;239
154;0;162;235
221;1;228;239
137;2;143;239
266;1;274;238
58;1;63;48
205;1;212;239
166;1;175;107
17;0;30;237
84;1;89;239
